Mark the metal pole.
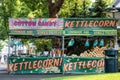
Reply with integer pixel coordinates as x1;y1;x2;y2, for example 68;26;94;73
113;12;115;18
112;5;119;50
7;36;11;73
8;36;11;57
62;36;64;56
111;5;119;72
62;36;65;75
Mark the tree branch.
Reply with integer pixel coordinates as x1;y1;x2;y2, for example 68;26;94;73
56;0;64;13
48;0;64;18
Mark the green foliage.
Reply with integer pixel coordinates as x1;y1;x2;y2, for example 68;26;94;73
21;0;49;18
58;0;92;18
0;43;3;52
34;39;52;52
0;25;7;40
79;0;92;17
91;0;109;18
18;39;52;52
118;30;120;39
104;0;114;7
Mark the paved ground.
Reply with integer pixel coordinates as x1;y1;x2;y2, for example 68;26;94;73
0;62;74;80
0;73;64;80
0;62;64;80
0;71;79;80
0;62;7;71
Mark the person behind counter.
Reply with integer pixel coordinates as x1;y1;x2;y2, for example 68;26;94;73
43;45;49;56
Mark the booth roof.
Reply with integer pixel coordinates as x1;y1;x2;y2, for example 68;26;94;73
10;35;115;40
10;35;62;39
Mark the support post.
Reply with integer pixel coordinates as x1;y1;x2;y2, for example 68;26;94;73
62;36;65;75
7;36;11;74
62;36;64;56
8;36;11;57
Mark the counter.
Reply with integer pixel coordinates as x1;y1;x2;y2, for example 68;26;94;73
8;56;104;74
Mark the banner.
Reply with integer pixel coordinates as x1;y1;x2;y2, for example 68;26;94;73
8;57;105;74
63;57;104;74
9;18;117;36
64;18;117;36
8;57;63;74
64;29;117;36
9;30;63;36
64;18;117;29
9;18;64;30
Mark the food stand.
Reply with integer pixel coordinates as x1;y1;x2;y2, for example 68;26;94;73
8;18;117;74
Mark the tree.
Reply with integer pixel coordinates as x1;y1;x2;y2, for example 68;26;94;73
0;0;11;39
48;0;64;18
20;0;49;18
79;0;91;18
58;0;91;18
91;0;108;18
104;0;114;7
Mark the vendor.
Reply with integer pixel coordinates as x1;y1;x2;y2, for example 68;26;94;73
44;45;49;51
43;45;49;56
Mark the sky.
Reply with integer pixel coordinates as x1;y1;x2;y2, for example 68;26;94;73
91;0;96;2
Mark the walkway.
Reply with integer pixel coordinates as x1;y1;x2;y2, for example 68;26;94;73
0;62;7;71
